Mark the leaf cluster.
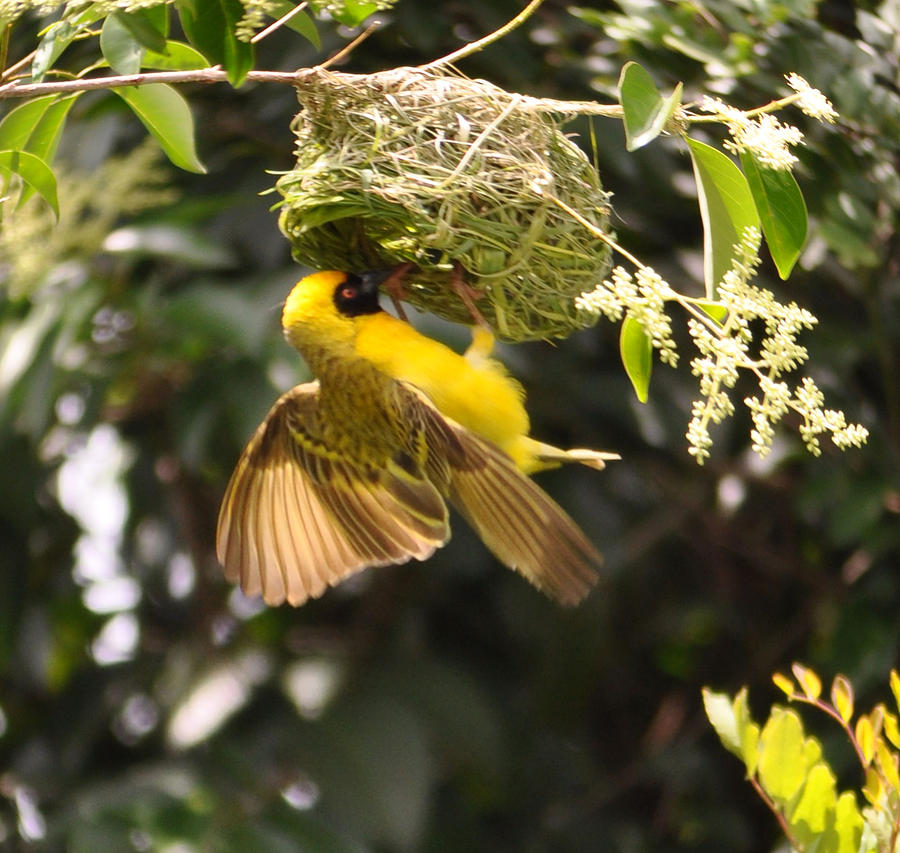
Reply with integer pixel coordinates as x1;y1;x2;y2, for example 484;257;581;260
706;665;900;852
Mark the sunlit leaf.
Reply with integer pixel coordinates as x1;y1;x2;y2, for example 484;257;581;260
803;736;823;770
696;300;728;324
114;84;206;173
618;61;682;151
758;708;806;801
883;711;900;750
833;791;865;853
861;767;883;807
869;704;885;739
619;315;652;402
890;670;900;713
702;687;743;758
740;150;807;279
855;716;875;766
732;688;760;775
788;761;836;839
831;675;854;723
686;137;759;299
772;672;795;697
792;663;822;701
875;737;900;793
0;149;59;216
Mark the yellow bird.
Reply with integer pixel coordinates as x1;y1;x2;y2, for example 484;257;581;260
216;270;617;607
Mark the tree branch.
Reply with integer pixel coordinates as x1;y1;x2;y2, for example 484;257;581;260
0;67;313;99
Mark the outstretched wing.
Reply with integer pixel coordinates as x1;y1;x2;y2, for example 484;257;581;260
216;382;449;606
400;384;602;606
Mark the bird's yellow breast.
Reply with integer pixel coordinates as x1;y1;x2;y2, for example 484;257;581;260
352;312;531;462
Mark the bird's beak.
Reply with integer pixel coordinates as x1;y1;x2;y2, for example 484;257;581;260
358;263;415;295
357;268;395;295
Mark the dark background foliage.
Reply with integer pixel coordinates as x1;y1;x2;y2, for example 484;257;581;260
1;0;899;849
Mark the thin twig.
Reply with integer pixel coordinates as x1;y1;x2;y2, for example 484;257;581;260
0;44;35;83
424;0;545;69
250;1;309;43
319;20;381;70
0;25;9;77
749;776;800;850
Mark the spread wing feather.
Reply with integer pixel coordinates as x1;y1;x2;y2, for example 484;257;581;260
399;383;602;606
216;382;449;606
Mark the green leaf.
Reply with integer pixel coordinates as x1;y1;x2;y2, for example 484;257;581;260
31;7;103;80
327;0;378;27
266;0;320;48
176;0;255;86
114;84;206;173
619;315;652;403
740;150;807;279
0;94;78;158
142;41;210;71
758;708;806;802
101;14;145;75
618;61;682;151
0;150;59;217
0;94;77;206
788;762;836;840
696;300;728;324
686;137;759;299
115;7;169;52
31;19;78;81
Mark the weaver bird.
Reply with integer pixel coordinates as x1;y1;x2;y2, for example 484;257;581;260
216;270;617;607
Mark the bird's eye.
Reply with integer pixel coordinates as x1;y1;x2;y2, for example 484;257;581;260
340;286;357;300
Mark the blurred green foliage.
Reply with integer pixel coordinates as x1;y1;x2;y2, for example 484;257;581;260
1;0;899;850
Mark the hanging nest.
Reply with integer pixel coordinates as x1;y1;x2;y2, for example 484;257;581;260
276;65;614;342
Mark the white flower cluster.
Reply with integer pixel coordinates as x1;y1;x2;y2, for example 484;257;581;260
785;74;838;124
793;377;869;456
0;0;61;22
236;0;276;40
700;97;804;171
699;73;837;172
577;226;867;464
686;227;867;462
576;266;678;366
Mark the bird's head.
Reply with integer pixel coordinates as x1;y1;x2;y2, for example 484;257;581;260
282;270;386;354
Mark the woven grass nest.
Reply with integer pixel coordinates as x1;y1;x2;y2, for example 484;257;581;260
277;66;614;342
